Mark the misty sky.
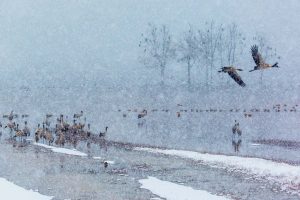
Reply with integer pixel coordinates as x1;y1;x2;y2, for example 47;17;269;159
0;0;299;86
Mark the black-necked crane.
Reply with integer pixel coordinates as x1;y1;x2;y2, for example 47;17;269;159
244;113;252;118
86;124;91;138
22;121;30;137
104;161;108;169
3;111;18;121
218;66;246;87
99;127;108;138
249;45;279;72
138;110;147;119
43;127;54;145
5;121;16;135
45;114;53;127
232;120;242;152
74;111;83;119
21;114;29;118
35;124;43;143
232;120;238;135
55;130;65;147
14;124;25;141
237;126;242;136
232;121;242;136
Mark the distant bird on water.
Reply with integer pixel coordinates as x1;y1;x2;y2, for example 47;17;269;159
138;109;147;119
104;161;108;169
218;66;246;87
3;111;18;121
249;45;279;72
74;111;83;119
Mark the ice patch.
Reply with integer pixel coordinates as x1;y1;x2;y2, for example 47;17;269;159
139;176;230;200
0;177;53;200
34;143;87;157
135;147;300;194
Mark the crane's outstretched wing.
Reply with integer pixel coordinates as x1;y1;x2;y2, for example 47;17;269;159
251;45;264;65
228;71;246;87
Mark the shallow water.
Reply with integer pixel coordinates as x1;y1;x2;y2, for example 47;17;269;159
0;86;299;199
0;136;299;200
0;86;299;164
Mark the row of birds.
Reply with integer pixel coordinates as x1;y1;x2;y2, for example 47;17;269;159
218;45;279;87
121;104;298;118
2;111;109;147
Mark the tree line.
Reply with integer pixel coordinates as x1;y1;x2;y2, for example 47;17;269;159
138;21;279;88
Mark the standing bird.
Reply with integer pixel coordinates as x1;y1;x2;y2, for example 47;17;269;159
74;111;84;119
21;114;29;118
14;124;25;141
104;161;108;169
3;111;18;121
85;124;91;138
35;124;43;143
232;120;238;135
45;114;53;127
138;109;147;119
99;127;108;138
22;121;30;137
55;130;65;147
249;45;279;72
218;66;246;87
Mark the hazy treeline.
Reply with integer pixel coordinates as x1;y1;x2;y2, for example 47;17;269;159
139;21;279;87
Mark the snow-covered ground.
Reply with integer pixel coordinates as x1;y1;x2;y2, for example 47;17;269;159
0;178;53;200
0;137;298;200
34;143;88;157
135;147;300;195
34;143;116;164
139;176;230;200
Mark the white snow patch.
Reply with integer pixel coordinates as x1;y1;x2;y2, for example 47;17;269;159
150;197;164;200
0;177;53;200
139;176;230;200
250;143;261;146
105;160;115;164
34;143;87;157
93;157;115;164
135;147;300;193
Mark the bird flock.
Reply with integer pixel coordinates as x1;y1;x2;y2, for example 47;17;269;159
1;111;108;147
219;45;279;87
119;103;298;118
1;103;297;148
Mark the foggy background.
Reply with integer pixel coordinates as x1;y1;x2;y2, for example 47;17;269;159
0;0;300;88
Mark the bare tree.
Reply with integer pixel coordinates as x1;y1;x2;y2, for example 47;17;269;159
177;26;200;87
224;23;245;66
139;24;176;85
198;21;223;88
